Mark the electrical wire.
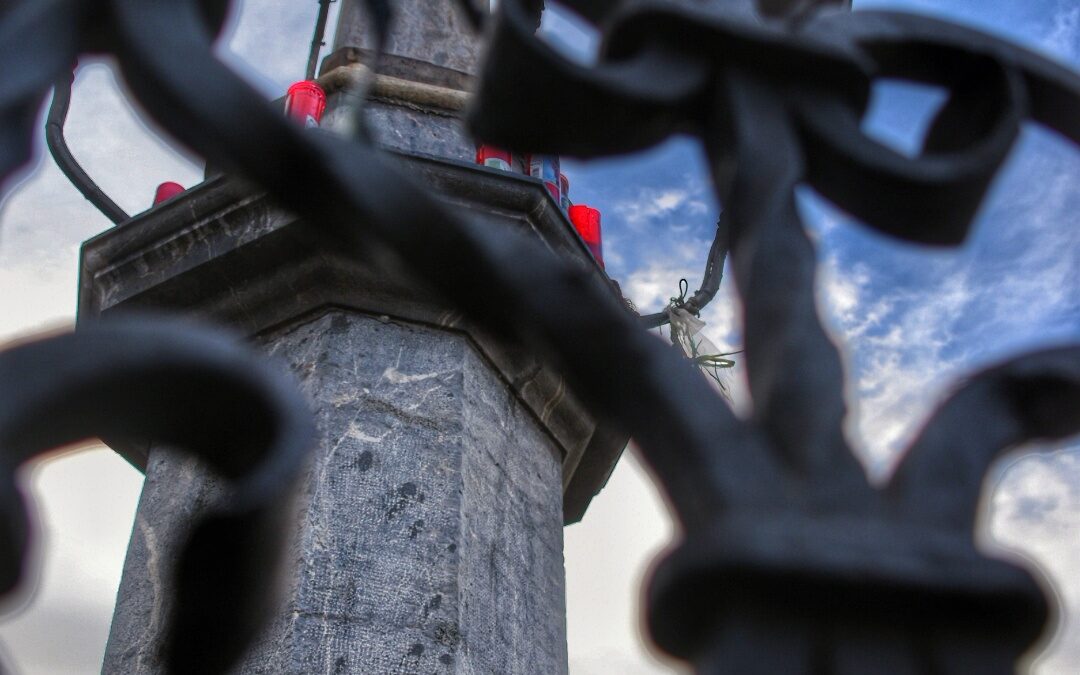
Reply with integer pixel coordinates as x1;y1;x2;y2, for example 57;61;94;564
639;213;728;328
45;68;129;225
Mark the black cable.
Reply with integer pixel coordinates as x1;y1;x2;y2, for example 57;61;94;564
45;68;129;225
639;213;729;329
305;0;334;81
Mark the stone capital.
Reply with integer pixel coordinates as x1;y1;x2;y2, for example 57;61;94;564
79;150;628;524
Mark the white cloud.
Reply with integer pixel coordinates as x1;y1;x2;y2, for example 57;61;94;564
219;0;334;95
0;449;143;674
613;187;705;232
1045;1;1080;61
987;448;1080;675
624;262;699;314
829;264;975;476
571;651;684;675
0;252;78;343
565;451;682;675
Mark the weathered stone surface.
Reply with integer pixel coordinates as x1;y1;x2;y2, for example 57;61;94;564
331;0;482;84
79;154;627;523
321;98;475;162
103;310;568;673
103;452;228;674
319;0;481;160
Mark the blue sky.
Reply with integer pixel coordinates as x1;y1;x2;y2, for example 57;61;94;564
0;0;1076;673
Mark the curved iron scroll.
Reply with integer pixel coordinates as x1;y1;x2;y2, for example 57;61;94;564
0;317;313;673
0;0;1078;673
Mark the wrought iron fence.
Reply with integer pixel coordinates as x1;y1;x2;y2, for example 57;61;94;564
1;0;1079;673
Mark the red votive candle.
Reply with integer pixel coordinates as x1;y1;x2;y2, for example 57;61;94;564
284;81;327;128
153;181;185;205
569;205;603;269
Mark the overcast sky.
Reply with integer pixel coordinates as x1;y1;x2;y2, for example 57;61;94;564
0;1;1077;673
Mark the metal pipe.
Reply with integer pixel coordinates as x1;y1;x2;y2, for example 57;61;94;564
306;0;334;80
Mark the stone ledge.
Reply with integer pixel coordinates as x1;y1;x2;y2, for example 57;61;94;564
79;150;627;524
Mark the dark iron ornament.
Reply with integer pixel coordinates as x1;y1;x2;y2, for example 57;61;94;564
0;0;1077;673
0;318;314;673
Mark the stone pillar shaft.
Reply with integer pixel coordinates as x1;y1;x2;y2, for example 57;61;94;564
104;311;568;673
91;4;626;672
319;0;482;160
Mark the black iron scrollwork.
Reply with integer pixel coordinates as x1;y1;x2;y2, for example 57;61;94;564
0;0;1078;672
471;1;1080;670
0;318;313;673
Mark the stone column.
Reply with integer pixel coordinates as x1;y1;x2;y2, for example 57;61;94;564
85;3;627;673
319;0;483;161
